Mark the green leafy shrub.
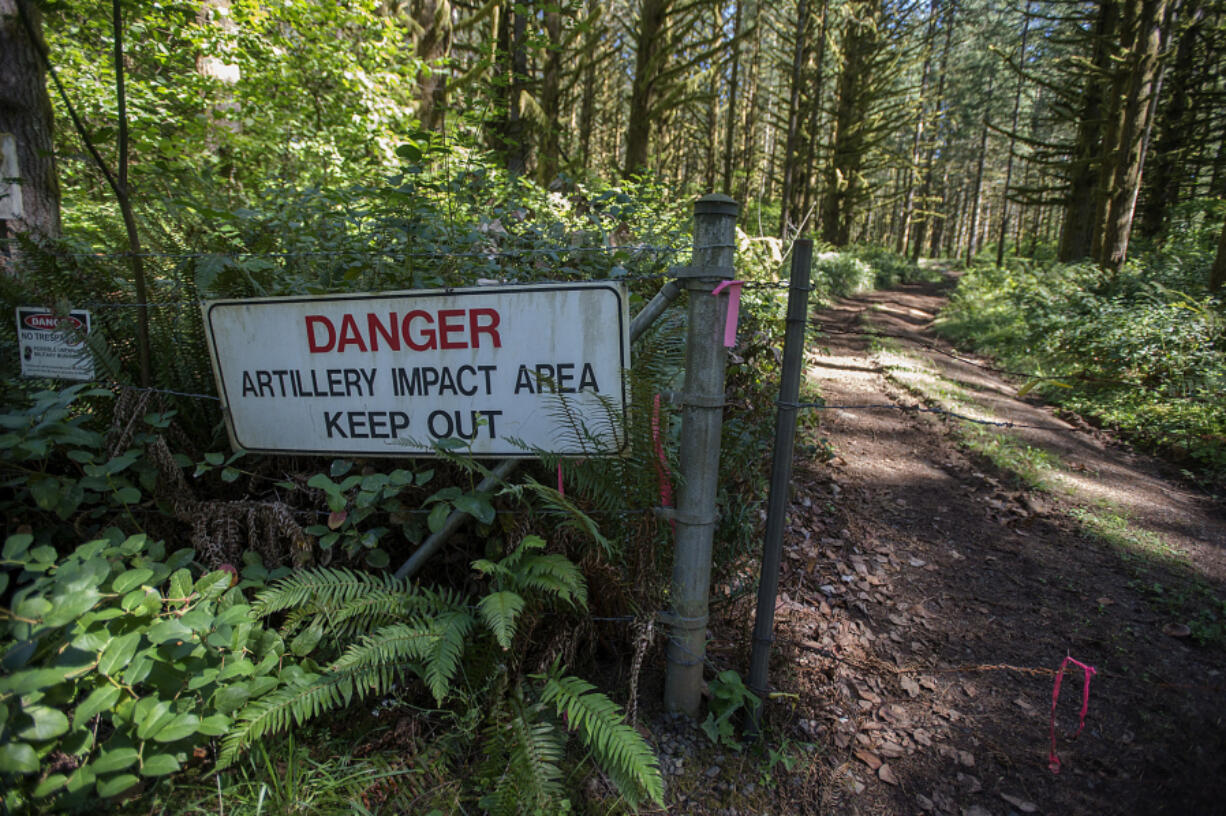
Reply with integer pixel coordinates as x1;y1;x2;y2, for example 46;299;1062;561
0;533;292;812
222;535;663;811
939;254;1226;484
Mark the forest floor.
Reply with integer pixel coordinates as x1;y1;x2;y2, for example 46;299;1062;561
646;268;1226;816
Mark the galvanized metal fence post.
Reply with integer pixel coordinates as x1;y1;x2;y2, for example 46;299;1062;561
663;194;739;717
747;239;813;731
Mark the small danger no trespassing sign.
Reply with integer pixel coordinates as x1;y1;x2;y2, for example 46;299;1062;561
202;282;630;457
16;307;95;381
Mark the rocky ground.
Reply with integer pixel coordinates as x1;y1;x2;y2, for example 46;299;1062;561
640;272;1226;816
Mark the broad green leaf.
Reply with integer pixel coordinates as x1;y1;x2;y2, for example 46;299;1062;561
193;571;233;601
96;773;140;798
112;568;154;594
136;701;173;740
197;713;230;736
91;746;138;774
0;742;38;773
147;619;193;645
216;604;252;626
213;684;250;714
17;705;69;741
33;773;67;798
168;568;193;601
0;667;69;695
66;763;97;794
218;658;255;680
121;653;154;685
99;632;141;676
140;753;181;776
152;713;199;743
114;486;141;504
44;588;102;627
29;476;61;510
179;609;214;632
73;685;122;730
454;493;496;524
427;502;450;533
290;624;324;657
2;532;33;560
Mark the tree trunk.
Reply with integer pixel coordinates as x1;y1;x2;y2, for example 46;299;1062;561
996;0;1032;266
722;0;743;193
537;5;563;185
821;1;878;247
965;105;990;264
625;0;669;176
1059;0;1119;261
0;0;60;240
1099;0;1170;272
413;0;453;132
778;0;810;237
1210;214;1226;292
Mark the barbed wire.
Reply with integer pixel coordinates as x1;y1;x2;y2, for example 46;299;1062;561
818;324;1214;401
26;273;790;311
783;400;1085;433
6;244;688;261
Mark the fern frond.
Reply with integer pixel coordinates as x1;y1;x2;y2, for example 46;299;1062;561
218;622;438;768
480;695;566;816
515;476;612;556
330;620;439;671
540;672;664;808
327;587;427;638
477;591;525;650
424;609;476;704
514;552;588;609
253;568;407;618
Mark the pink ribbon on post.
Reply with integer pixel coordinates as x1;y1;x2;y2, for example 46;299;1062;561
1048;655;1097;773
711;280;744;348
651;394;674;529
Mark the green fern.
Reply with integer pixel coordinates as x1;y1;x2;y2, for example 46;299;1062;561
540;669;664;808
424;608;476;704
218;620;439;767
477;591;526;650
480;693;567;816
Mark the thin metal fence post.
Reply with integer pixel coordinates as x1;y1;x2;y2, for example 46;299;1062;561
663;194;739;717
747;239;813;732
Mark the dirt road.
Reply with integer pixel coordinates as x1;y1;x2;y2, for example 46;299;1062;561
695;273;1226;816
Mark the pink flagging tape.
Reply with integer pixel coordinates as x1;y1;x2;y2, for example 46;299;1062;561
652;394;674;530
711;280;744;348
1048;655;1097;773
557;461;564;497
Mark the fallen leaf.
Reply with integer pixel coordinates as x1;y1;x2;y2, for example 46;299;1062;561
958;750;975;768
1163;623;1191;638
901;675;920;697
880;741;906;759
854;749;882;770
878;764;898;785
1096;596;1115;606
1000;792;1038;812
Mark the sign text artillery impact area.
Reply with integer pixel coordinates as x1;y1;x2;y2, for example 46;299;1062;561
203;283;630;457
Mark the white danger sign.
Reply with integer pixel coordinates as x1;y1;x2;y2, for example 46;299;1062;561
16;307;95;381
203;282;630;457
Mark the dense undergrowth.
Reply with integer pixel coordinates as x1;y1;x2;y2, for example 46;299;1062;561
0;148;923;812
939;219;1226;491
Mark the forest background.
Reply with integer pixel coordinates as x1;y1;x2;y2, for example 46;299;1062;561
1;0;1225;811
